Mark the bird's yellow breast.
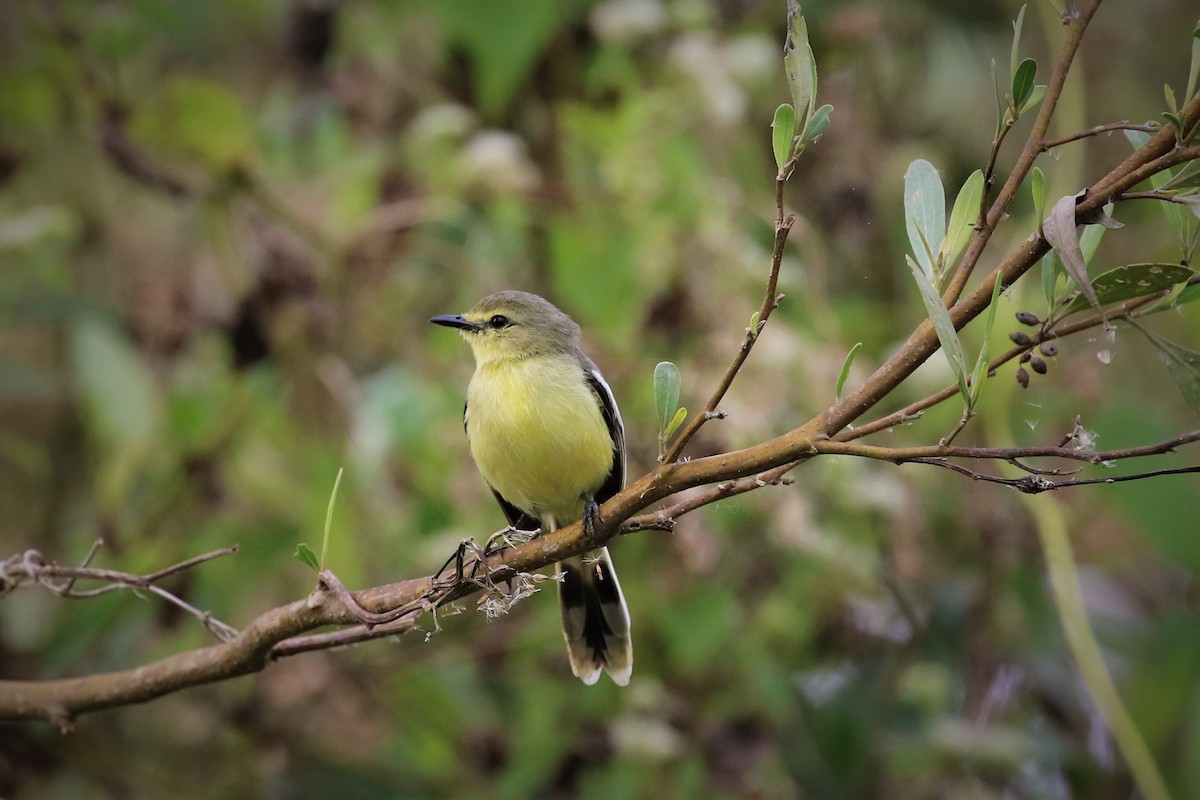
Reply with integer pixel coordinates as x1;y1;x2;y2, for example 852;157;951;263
466;354;614;523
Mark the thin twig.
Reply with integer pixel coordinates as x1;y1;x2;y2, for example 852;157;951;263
813;428;1200;466
1041;121;1159;151
661;178;796;463
622;471;795;534
0;546;241;639
61;538;104;595
1116;190;1200;207
913;458;1200;493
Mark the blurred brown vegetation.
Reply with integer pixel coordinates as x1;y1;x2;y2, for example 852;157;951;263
2;0;1200;798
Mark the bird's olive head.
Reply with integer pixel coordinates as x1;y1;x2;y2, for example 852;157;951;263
430;290;582;364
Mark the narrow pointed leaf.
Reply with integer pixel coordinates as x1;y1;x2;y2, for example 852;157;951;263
665;407;688;440
1041;250;1063;308
1160;159;1200;191
904;159;946;280
1031;166;1047;224
321;466;344;569
1178;194;1200;220
1169;282;1200;308
906;255;968;398
1010;5;1027;79
836;342;863;402
1186;22;1200;110
969;275;1004;407
941;169;983;268
1138;326;1200;416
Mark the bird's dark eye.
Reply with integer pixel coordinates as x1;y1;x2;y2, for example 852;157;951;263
488;314;511;329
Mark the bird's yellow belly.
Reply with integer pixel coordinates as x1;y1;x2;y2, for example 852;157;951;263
467;358;613;522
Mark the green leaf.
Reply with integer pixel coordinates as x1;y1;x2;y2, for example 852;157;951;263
321;467;344;570
294;543;320;572
748;310;762;339
1137;326;1200;416
654;361;682;434
836;342;863;402
1041;250;1063;309
905;255;968;401
1011;58;1037;111
1186;21;1200;111
1170;281;1200;308
771;103;797;175
1031;166;1047;224
1010;5;1027;79
801;103;833;147
1160;159;1200;191
1019;84;1047;115
665;407;687;440
784;1;817;123
1127;129;1199;262
1162;111;1183;138
941;169;983;268
1063;263;1196;315
904;159;946;282
969;275;1004;407
1125;129;1152;150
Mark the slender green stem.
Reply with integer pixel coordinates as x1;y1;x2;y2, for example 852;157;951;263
1023;497;1171;800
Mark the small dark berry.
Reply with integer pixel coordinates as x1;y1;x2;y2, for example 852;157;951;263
1016;366;1030;388
1030;357;1047;375
1009;331;1033;346
1015;311;1041;326
1039;342;1058;357
1020;351;1032;364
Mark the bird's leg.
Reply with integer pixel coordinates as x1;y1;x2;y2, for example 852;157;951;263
581;496;603;546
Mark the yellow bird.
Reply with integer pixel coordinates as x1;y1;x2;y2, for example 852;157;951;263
431;291;632;685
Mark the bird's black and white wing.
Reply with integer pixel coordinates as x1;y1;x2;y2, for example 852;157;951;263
582;359;626;503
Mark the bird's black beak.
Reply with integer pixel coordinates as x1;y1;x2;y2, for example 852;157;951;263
430;314;483;332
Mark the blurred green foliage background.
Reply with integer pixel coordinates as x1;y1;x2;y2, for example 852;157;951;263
2;0;1200;798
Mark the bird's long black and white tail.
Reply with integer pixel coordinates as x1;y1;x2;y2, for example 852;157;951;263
557;547;632;686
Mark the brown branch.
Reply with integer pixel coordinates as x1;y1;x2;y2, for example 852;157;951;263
6;2;1200;729
944;0;1104;305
